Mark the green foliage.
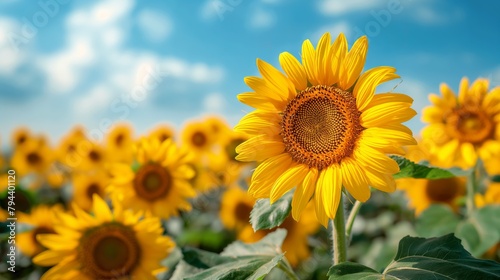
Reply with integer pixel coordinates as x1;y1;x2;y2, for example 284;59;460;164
328;234;500;280
250;191;293;231
415;205;460;237
390;156;465;179
456;205;500;257
172;229;297;280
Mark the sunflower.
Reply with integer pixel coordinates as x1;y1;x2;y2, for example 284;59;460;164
475;182;500;208
108;138;196;218
220;187;319;266
148;124;175;143
17;204;63;257
187;162;219;192
106;123;134;163
397;177;466;215
11;127;32;147
72;170;110;211
206;115;231;142
422;77;500;169
181;120;217;157
234;32;416;225
11;138;53;177
33;195;175;280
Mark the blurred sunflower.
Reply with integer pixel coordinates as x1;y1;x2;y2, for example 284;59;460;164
57;126;87;169
206;115;230;142
475;182;500;207
211;131;251;187
72;171;110;211
422;77;500;169
148;124;175;143
187;162;219;193
220;187;319;266
33;195;175;280
11;138;53;177
235;32;416;225
11;127;32;147
108;138;196;218
181;121;217;157
397;177;466;215
17;204;63;257
106;123;134;163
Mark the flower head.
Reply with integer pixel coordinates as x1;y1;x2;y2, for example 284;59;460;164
235;32;416;225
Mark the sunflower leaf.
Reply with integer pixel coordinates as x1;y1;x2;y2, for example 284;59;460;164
328;234;500;279
250;191;293;231
455;205;500;257
390;155;459;179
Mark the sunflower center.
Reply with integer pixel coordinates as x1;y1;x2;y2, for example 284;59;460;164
134;163;172;201
191;131;207;147
446;107;493;144
425;177;463;203
115;134;125;146
79;223;140;279
281;85;363;170
234;202;253;223
26;152;42;165
89;150;102;162
159;133;170;142
86;183;102;199
17;135;27;145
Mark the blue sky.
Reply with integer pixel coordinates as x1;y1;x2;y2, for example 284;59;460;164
1;0;499;147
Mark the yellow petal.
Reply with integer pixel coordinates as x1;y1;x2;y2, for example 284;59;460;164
339;36;368;90
291;168;318;220
279;52;307;91
235;135;285;162
461;142;477;167
318;165;342;219
341;159;370;202
361;102;416;127
368;93;413;108
302;39;319;85
92;194;113;222
458;77;470;104
439;83;457;107
353;66;399;111
330;33;348;84
249;154;293;198
256;59;294;100
315;32;333;85
355;144;400;174
270;164;309;203
313;191;329;227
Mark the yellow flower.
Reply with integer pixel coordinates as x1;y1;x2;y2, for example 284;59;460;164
56;126;87;168
397;177;466;216
475;182;500;208
11;138;53;177
11;127;32;147
187;162;219;192
181;120;217;156
205;115;231;142
108;138;196;219
33;195;175;280
148;124;175;143
422;77;500;169
106;123;135;163
17;204;63;257
220;187;319;266
72;170;110;211
235;32;416;225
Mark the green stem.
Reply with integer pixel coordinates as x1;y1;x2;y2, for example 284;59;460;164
277;261;299;280
466;163;478;215
332;194;347;265
345;200;362;245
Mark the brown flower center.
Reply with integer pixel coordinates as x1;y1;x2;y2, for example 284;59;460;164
445;107;493;144
234;202;253;223
134;163;172;201
86;183;102;199
191;131;207;147
115;133;125;146
89;150;102;162
26;152;42;165
281;85;363;170
425;177;464;203
79;223;140;279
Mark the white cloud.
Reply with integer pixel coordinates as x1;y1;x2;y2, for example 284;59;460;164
74;86;114;115
248;8;275;29
318;0;386;15
0;18;26;75
203;92;227;112
312;21;350;42
137;9;173;42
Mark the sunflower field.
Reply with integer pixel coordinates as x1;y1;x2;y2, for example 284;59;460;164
2;3;500;279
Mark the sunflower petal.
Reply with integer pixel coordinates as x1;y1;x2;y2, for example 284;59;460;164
339;36;368;90
292;168;318;220
270;164;309;203
279;52;307;91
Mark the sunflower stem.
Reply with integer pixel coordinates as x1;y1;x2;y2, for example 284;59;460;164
332;193;347;265
466;162;478;215
345;200;362;245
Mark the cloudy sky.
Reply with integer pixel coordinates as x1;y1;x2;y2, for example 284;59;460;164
1;0;499;146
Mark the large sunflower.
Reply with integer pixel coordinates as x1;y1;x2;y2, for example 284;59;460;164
33;195;175;280
422;77;500;169
234;32;416;225
108;138;196;218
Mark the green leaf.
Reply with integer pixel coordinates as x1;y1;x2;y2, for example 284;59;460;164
250;191;293;231
328;234;500;280
415;205;460;238
391;155;459;179
177;230;296;280
456;205;500;257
